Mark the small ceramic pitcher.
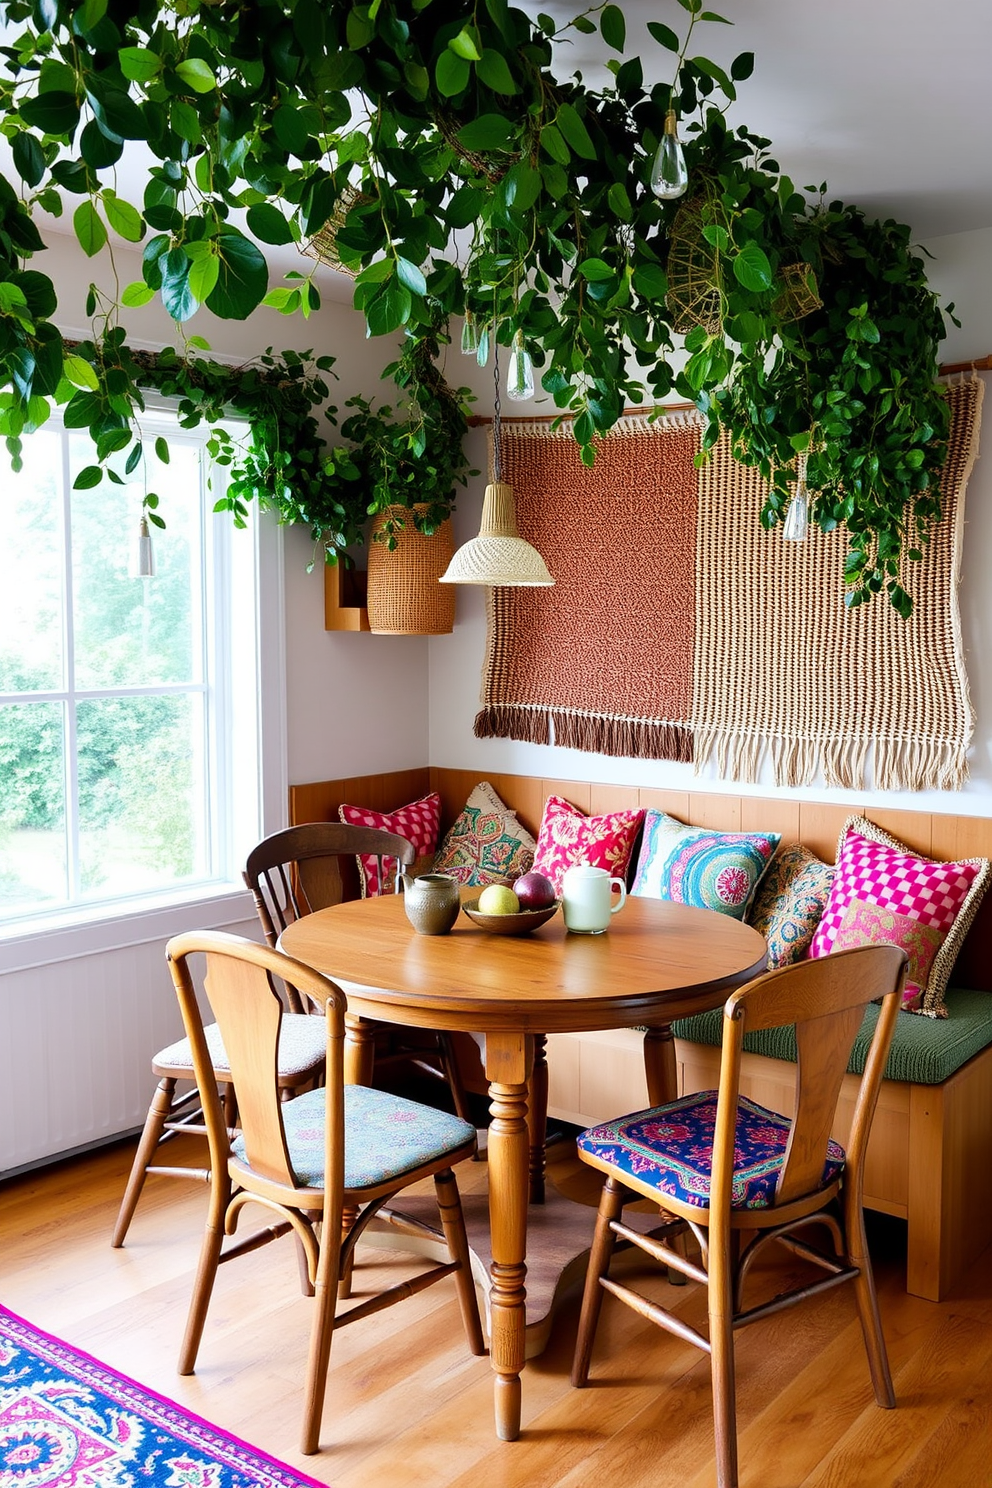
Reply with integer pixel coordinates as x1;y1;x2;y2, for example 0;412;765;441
401;872;460;935
561;862;627;934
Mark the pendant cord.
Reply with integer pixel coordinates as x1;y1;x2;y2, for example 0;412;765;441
492;341;502;483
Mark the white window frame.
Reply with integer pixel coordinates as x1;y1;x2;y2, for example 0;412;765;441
0;397;287;972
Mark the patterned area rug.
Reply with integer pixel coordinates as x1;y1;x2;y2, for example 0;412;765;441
0;1306;326;1488
480;377;983;791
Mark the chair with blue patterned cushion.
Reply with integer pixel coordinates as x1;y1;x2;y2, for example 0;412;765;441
570;943;908;1488
166;930;484;1455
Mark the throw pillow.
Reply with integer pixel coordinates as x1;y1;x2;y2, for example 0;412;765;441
808;816;992;1017
746;843;835;969
531;795;644;894
433;780;537;887
338;791;441;897
631;810;780;919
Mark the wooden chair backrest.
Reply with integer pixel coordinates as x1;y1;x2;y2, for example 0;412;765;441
243;825;416;1007
715;945;908;1212
166;931;346;1199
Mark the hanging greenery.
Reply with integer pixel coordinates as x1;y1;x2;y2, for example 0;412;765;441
0;0;953;609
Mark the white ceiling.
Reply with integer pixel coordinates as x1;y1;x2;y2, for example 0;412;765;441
17;0;992;302
541;0;992;239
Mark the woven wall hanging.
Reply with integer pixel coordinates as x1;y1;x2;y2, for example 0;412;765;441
476;376;984;792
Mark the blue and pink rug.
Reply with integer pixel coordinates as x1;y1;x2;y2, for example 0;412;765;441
0;1305;327;1487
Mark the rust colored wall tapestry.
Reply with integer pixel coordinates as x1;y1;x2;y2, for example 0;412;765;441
476;376;983;792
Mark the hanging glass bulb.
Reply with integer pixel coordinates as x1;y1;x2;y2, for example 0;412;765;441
460;309;479;356
782;454;810;543
476;321;490;368
650;109;689;201
506;328;535;401
133;514;155;577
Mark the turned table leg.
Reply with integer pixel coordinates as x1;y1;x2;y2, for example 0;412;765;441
643;1023;679;1105
484;1031;534;1442
344;1014;376;1088
527;1034;549;1206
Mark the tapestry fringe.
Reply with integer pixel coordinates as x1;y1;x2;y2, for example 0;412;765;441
694;729;970;793
551;710;693;762
474;705;550;745
504;407;703;440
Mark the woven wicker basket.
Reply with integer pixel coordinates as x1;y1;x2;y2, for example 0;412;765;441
302;185;370;278
665;194;723;335
366;505;456;635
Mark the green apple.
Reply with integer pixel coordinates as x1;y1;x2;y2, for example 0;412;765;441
477;884;520;916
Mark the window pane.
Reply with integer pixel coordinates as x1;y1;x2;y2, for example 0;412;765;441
0;701;68;912
76;694;207;898
0;431;64;692
70;436;204;690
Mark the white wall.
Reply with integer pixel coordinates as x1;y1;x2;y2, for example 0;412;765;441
428;226;992;818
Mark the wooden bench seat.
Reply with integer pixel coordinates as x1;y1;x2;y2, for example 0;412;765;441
290;766;992;1303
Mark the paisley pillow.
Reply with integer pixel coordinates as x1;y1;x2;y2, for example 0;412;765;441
338;791;441;897
631;810;779;920
746;843;834;969
531;795;644;894
808;816;991;1016
433;781;536;887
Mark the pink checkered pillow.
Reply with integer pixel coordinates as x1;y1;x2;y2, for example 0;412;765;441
338;792;441;897
808;816;991;1017
532;795;644;895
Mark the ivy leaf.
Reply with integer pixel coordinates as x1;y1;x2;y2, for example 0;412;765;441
125;441;142;474
577;258;614;282
540;123;570;165
62;354;100;391
19;92;80;136
632;263;668;300
102;192;144;242
118;46;162;83
476;47;518;94
365;280;413;336
730;51;755;80
607;181;632;221
732;241;772;292
456;113;514;152
504;162;541;212
448;27;481;60
80;119;123;169
188;253;220;302
73;464;104;489
435;50;470;97
646;20;680;50
206;230;268;319
73;200;106;257
122;280;155;307
162;249;197;321
12;133;45;186
395;257;427;297
246;202;295;245
556;102;596;160
155;436;170;464
600;4;626;50
175;58;217;93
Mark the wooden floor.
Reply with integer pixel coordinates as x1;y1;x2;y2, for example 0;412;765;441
2;1135;991;1488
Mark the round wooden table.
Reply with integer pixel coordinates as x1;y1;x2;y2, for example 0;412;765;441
279;890;766;1442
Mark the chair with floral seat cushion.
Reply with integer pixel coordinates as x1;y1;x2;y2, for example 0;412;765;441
571;943;908;1488
167;931;484;1456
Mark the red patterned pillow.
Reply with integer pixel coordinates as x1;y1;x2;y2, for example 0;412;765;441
808;816;991;1016
532;795;644;894
338;792;441;897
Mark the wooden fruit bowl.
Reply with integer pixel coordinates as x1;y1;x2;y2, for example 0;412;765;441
461;898;561;935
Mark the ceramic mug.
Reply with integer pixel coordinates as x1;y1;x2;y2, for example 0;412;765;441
561;862;627;934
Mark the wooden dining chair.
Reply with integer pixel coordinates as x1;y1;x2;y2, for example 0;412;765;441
570;943;908;1488
110;939;327;1250
244;822;471;1120
166;930;485;1454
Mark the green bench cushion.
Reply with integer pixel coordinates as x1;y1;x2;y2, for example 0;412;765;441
671;986;992;1086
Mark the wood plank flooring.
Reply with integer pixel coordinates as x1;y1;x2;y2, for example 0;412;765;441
1;1135;990;1488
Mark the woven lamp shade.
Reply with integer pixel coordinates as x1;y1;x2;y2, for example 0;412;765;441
440;482;554;586
366;506;456;634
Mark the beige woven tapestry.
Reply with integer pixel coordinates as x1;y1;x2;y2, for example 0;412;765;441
478;376;983;791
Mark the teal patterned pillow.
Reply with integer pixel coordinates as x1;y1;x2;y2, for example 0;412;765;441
746;842;834;968
631;810;779;919
434;780;536;887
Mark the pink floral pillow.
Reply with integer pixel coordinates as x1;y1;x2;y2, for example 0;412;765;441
338;791;441;897
532;795;644;894
808;816;991;1016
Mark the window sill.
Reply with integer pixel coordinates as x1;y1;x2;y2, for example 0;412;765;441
0;882;260;974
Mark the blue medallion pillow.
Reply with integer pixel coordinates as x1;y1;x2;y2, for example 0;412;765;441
631;810;779;919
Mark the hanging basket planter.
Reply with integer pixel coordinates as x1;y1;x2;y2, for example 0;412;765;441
772;261;823;323
665;194;723;335
302;185;372;278
366;505;456;635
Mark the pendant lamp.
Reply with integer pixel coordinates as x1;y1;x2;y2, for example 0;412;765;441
439;342;554;588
